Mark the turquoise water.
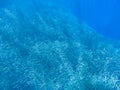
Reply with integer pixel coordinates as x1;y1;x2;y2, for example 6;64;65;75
0;0;120;90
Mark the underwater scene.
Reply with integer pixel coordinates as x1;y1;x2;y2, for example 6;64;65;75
0;0;120;90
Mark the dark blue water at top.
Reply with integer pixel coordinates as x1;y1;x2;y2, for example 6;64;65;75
71;0;120;40
43;0;120;40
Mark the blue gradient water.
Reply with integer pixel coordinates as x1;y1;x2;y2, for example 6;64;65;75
0;0;120;90
52;0;120;40
74;0;120;40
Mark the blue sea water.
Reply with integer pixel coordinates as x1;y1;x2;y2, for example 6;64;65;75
0;0;120;90
74;0;120;40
